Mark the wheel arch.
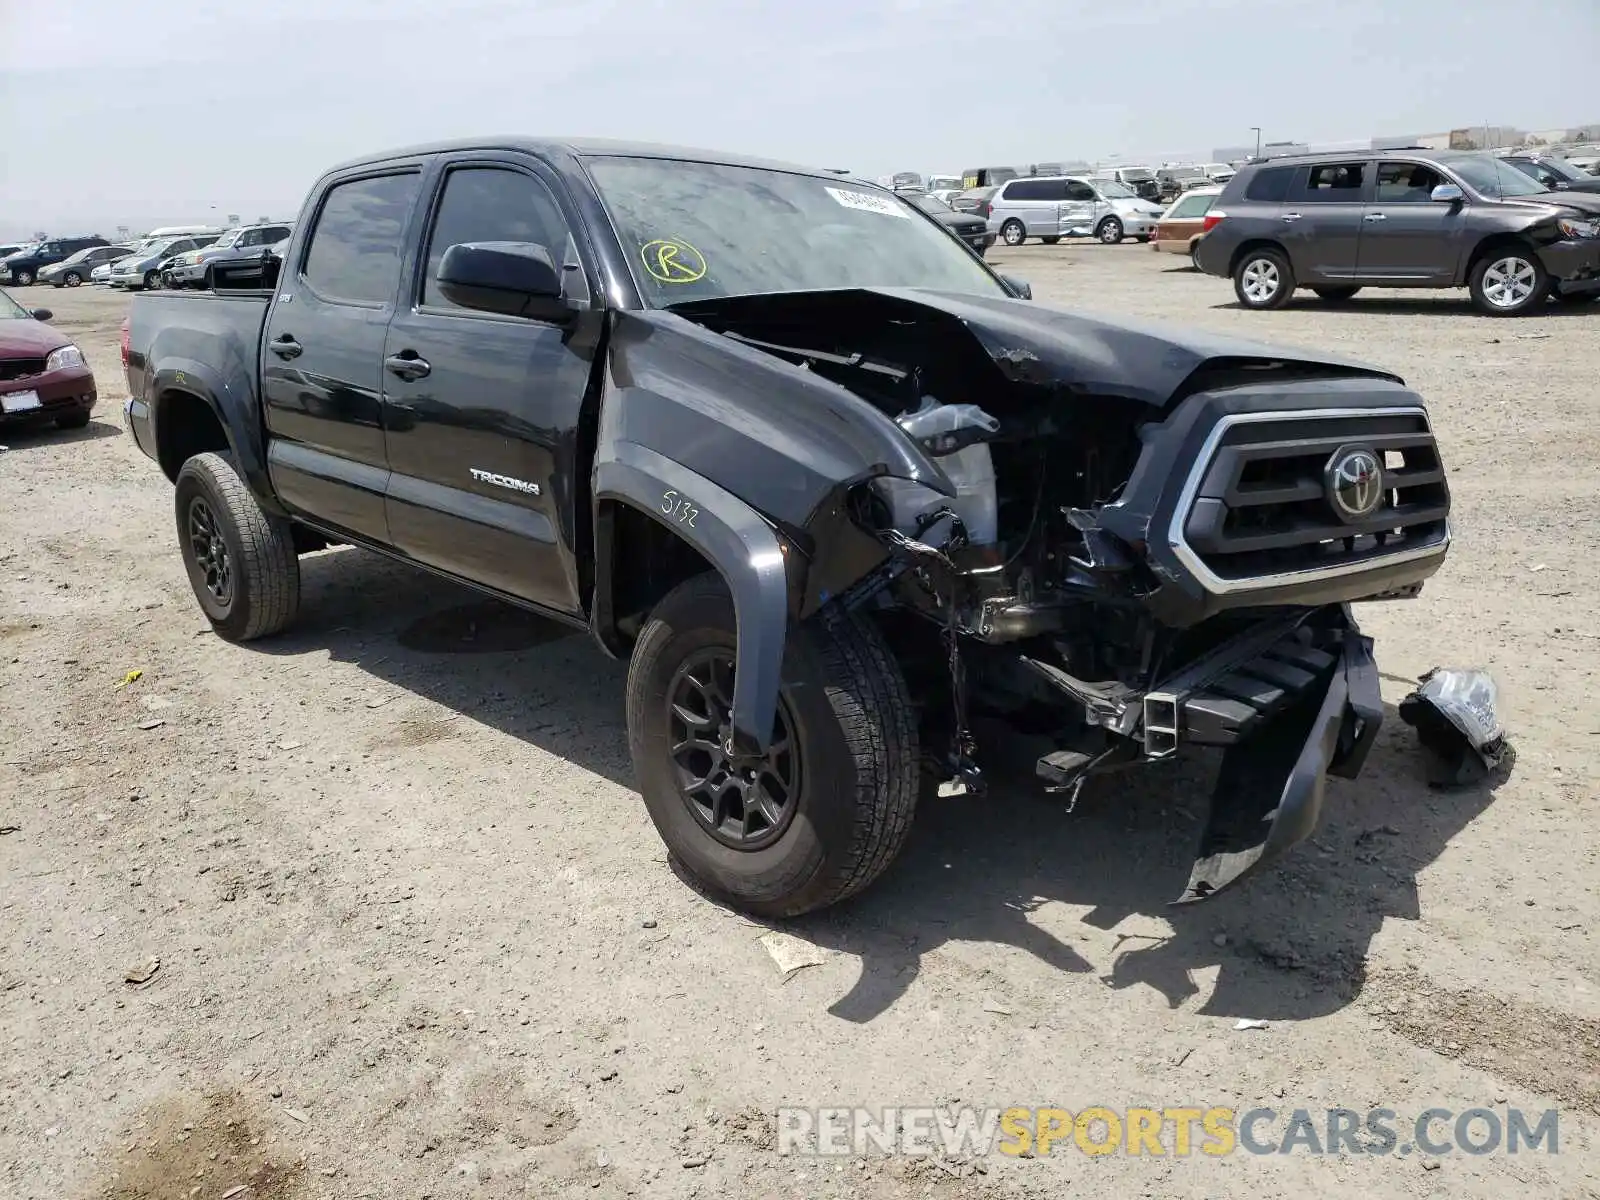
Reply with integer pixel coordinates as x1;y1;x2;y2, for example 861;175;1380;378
593;441;797;750
1228;238;1288;276
1462;231;1538;286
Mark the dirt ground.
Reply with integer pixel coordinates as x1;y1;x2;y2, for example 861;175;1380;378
2;248;1597;1200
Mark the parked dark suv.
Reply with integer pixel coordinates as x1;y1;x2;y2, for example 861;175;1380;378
1194;150;1600;315
3;235;111;287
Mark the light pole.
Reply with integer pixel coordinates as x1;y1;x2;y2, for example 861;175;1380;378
1251;127;1262;158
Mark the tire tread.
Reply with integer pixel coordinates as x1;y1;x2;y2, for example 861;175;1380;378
179;452;299;639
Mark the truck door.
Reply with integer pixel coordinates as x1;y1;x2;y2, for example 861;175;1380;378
379;156;597;615
262;166;425;543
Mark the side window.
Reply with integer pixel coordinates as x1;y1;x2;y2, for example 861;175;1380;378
302;172;421;306
1244;167;1294;202
1296;161;1368;202
421;166;569;310
237;230;261;247
1063;181;1097;202
1374;162;1444;204
265;227;292;244
1003;180;1044;201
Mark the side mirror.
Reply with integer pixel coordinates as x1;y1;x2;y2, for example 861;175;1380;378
998;274;1032;300
436;241;570;321
1430;184;1464;204
31;308;52;322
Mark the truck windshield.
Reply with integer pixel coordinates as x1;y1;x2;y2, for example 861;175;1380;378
1098;180;1137;199
586;157;1005;306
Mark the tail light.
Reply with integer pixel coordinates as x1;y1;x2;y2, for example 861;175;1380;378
979;199;993;219
120;318;130;367
1202;211;1227;233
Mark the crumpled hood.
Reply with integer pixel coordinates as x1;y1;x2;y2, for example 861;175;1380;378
869;287;1400;404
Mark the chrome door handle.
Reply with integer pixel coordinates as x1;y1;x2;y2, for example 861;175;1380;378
1281;212;1303;222
1363;213;1387;222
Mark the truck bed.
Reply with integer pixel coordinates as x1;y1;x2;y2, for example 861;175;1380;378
125;289;272;472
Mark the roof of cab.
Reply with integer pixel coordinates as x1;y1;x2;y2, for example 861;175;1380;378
324;136;855;184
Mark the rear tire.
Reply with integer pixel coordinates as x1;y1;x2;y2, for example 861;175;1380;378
626;573;919;918
1233;247;1295;309
1311;286;1361;302
1041;236;1061;245
1000;220;1027;246
12;269;34;286
54;411;92;430
174;452;300;642
1468;248;1547;316
1551;287;1599;304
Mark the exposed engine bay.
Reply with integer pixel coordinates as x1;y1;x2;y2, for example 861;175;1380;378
672;287;1451;901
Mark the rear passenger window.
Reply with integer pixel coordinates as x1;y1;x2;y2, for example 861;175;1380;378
1243;167;1294;202
302;172;421;306
421;167;569;310
1005;180;1052;201
1297;162;1368;202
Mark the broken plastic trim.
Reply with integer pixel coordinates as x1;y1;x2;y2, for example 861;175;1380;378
1175;622;1381;904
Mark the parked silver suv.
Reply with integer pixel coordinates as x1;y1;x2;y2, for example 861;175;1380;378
987;175;1166;245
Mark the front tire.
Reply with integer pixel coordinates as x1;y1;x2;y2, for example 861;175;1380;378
1233;247;1295;309
63;271;82;287
1469;248;1547;316
144;270;161;290
626;574;919;918
1312;286;1361;302
1000;220;1027;246
174;452;300;642
54;410;92;430
1041;236;1061;245
1096;216;1123;244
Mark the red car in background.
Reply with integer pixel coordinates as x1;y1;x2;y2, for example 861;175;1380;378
0;289;97;431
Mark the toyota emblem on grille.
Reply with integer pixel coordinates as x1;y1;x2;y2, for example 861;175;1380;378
1324;445;1384;522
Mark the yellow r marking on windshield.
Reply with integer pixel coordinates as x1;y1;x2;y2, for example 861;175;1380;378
641;238;707;284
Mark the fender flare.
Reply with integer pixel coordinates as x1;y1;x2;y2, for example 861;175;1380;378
149;357;275;504
594;440;790;751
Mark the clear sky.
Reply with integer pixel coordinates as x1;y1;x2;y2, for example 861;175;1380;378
2;0;1596;236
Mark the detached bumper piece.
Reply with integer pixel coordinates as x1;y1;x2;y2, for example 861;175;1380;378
1173;616;1381;903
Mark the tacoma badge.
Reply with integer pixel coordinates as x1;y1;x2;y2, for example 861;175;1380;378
470;468;541;496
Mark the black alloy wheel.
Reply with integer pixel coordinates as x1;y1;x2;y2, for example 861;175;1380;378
666;649;801;851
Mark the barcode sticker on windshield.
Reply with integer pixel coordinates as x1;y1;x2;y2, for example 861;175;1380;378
825;186;911;219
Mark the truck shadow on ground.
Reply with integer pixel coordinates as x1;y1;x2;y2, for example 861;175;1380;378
263;547;1501;1028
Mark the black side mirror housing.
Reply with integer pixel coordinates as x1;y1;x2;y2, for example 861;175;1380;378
436;241;571;321
999;274;1032;300
31;308;52;322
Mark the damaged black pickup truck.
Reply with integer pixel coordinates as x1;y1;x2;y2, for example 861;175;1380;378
123;138;1453;916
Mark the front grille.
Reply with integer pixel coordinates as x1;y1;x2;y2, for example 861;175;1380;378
0;358;46;382
1180;409;1449;585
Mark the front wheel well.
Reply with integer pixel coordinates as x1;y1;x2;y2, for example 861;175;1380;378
1229;238;1287;275
1464;233;1537;282
155;389;231;481
596;500;715;651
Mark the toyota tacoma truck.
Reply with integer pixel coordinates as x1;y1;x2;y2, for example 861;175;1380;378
123;138;1453;917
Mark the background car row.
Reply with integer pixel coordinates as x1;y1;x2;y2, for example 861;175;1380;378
1;222;293;291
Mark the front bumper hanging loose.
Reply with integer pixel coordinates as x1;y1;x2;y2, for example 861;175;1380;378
1175;620;1382;903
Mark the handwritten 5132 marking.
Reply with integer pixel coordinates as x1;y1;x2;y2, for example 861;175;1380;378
660;490;699;528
